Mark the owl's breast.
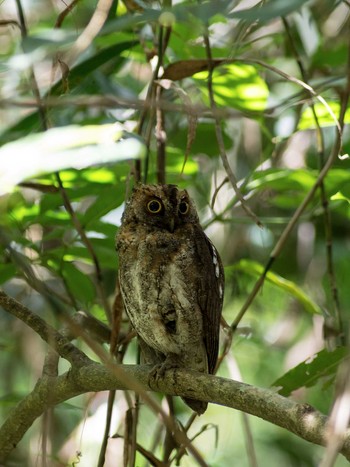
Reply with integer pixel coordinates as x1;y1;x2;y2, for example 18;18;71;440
118;228;207;369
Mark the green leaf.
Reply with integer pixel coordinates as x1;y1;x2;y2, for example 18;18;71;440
247;169;316;192
0;264;16;285
82;186;124;226
87;220;118;238
230;0;307;22
234;259;322;315
170;123;231;158
60;262;96;305
52;41;137;94
272;347;348;396
89;238;118;269
193;63;268;112
1;40;136;143
101;1;234;36
299;101;350;130
0;125;145;194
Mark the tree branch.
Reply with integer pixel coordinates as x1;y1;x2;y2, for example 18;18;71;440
1;362;350;462
2;291;350;461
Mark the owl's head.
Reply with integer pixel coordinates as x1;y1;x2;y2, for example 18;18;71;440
122;184;199;232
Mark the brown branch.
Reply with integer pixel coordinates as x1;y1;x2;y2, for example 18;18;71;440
55;0;81;28
1;362;350;462
4;289;345;463
63;0;114;65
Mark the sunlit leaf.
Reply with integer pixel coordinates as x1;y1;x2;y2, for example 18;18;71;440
299;101;350;130
0;125;145;195
234;259;322;314
193;64;268;112
272;347;348;396
331;192;350;204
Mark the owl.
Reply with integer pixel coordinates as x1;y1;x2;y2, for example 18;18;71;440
116;184;224;414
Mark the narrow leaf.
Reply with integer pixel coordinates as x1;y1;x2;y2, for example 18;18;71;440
234;259;322;314
272;347;348;396
230;0;307;22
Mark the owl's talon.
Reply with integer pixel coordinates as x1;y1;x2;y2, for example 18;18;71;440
149;358;179;386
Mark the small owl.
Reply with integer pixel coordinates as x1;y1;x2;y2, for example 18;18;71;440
116;184;224;414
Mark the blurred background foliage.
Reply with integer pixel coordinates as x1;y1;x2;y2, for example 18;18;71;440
0;0;350;465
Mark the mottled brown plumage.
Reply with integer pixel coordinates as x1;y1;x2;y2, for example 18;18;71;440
116;184;224;414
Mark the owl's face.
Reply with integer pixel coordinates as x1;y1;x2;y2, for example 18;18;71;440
122;184;199;232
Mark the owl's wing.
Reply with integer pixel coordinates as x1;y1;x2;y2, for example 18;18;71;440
196;231;224;374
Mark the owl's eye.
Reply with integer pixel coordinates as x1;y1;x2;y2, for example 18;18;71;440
179;201;189;215
147;199;162;214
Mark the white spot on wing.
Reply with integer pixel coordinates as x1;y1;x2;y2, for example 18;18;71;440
219;284;223;299
211;244;220;278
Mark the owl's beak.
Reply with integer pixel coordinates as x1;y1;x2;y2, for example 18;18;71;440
168;217;175;233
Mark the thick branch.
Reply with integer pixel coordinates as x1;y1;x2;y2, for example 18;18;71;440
1;363;350;462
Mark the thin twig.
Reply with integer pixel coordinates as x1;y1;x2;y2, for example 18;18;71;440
231;39;349;334
98;283;125;466
55;173;112;323
14;0;48;129
97;390;116;467
55;0;81;28
63;0;114;65
156;83;166;184
202;28;262;227
282;16;343;342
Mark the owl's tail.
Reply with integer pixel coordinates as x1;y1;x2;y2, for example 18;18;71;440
182;397;207;415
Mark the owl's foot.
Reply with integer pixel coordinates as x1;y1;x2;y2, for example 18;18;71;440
149;354;180;385
148;357;208;415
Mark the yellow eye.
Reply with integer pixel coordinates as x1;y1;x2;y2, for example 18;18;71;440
179;201;189;215
147;199;162;213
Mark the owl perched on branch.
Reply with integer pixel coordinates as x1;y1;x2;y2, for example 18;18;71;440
116;184;224;414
